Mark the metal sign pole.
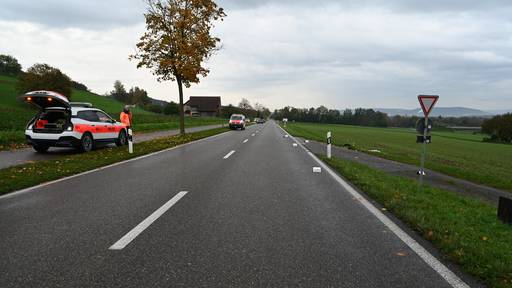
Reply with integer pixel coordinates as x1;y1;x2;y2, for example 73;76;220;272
419;117;428;188
417;94;439;192
327;131;332;159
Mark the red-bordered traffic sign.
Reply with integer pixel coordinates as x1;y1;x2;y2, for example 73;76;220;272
418;95;439;117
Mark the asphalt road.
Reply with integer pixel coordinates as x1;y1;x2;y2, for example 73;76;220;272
0;121;479;287
0;124;223;170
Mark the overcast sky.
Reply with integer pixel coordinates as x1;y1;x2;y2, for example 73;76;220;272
1;0;511;110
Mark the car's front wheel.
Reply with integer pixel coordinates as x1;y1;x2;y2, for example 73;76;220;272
115;130;127;147
33;144;49;153
79;133;94;152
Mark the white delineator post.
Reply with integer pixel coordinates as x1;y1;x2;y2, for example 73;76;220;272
327;131;332;159
128;128;133;154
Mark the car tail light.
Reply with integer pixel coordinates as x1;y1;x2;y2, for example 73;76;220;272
26;116;36;130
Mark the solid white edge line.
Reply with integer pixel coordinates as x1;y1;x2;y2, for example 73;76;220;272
109;191;188;250
223;150;236;159
276;124;470;288
0;129;232;201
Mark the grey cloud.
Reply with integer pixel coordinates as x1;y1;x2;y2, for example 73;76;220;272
208;3;512;109
218;0;512;12
4;0;512;30
0;0;145;29
1;0;511;109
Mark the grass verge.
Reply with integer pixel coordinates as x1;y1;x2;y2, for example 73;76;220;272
283;122;512;192
320;155;512;288
0;130;28;150
0;127;229;196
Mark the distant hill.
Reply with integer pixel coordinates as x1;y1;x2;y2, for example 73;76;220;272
485;109;512;115
375;107;501;117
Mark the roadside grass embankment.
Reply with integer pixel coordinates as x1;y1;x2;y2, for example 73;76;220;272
283;122;512;192
0;75;226;149
0;127;229;196
321;155;512;288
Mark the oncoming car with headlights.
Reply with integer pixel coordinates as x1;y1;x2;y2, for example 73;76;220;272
22;90;129;153
228;114;246;130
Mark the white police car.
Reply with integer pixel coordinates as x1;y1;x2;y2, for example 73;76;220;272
22;91;128;153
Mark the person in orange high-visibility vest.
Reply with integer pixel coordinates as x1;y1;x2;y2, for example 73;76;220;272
120;105;132;128
121;105;133;152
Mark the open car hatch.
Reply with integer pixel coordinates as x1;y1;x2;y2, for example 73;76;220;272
21;90;70;109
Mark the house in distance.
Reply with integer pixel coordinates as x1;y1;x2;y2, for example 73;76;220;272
184;96;221;117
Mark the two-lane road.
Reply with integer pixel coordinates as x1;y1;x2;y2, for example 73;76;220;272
0;122;478;287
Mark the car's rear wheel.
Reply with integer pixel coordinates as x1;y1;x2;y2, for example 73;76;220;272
79;133;94;152
33;144;49;153
115;130;127;147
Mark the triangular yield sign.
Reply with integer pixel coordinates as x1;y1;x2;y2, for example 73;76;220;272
418;95;439;117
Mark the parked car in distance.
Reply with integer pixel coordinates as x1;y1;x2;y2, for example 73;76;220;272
256;118;265;124
22;90;128;153
229;114;246;130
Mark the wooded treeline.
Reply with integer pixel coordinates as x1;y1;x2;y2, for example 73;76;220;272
271;106;490;129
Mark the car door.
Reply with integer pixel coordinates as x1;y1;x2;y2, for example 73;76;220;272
76;110;105;139
95;111;117;140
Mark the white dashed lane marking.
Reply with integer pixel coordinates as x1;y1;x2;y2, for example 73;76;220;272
109;191;188;250
223;150;236;159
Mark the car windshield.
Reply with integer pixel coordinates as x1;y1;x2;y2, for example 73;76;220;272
230;116;243;120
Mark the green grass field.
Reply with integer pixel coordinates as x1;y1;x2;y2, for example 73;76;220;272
283;122;512;192
322;156;512;288
0;75;225;149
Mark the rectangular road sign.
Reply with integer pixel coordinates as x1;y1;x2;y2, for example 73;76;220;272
418;95;439;117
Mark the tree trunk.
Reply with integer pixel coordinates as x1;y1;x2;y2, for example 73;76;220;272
177;77;185;135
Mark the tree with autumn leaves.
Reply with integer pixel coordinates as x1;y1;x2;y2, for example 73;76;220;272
130;0;226;134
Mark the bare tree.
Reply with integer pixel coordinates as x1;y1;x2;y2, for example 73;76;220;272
238;98;252;110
